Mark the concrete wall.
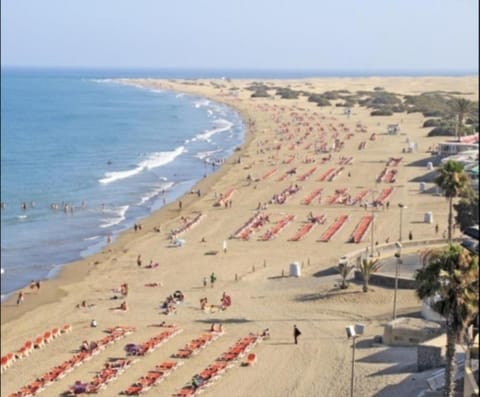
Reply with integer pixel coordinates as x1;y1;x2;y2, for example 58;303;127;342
417;334;446;371
383;317;443;347
354;270;417;289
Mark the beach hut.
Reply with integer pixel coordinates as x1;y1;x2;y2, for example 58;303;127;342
289;262;301;277
424;212;434;224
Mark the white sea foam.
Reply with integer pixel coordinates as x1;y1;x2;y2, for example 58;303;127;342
84;235;102;241
194;99;211;108
100;205;129;228
195;149;223;161
137;181;175;205
194;119;233;141
99;146;185;184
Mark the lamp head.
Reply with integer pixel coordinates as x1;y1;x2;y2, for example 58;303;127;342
346;325;356;338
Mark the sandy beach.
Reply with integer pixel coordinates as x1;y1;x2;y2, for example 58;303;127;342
1;75;478;397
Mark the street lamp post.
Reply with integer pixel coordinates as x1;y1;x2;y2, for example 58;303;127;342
346;324;365;397
370;188;378;256
398;203;407;242
393;241;402;320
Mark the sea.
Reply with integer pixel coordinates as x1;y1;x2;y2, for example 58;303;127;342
0;68;249;298
0;67;474;299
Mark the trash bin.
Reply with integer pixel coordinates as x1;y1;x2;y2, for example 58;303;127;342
427;162;433;170
424;212;433;224
419;182;426;192
289;262;301;277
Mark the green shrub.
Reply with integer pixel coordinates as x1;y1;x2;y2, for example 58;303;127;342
392;105;406;113
422;110;446;117
370;109;394;116
423;119;443;128
275;87;300;99
251;89;270;98
427;127;454;136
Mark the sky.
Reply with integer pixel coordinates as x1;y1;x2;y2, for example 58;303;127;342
1;0;478;72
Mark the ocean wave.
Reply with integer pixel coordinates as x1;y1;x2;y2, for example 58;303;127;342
100;205;129;228
192;119;233;142
195;149;223;161
194;99;211;108
137;181;175;206
90;78;120;85
84;235;102;241
99;146;185;184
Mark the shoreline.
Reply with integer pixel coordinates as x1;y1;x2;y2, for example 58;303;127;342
0;82;254;323
2;75;477;397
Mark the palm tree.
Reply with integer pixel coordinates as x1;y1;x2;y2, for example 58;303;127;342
357;257;382;292
435;160;470;243
337;260;355;289
449;98;474;141
415;245;479;397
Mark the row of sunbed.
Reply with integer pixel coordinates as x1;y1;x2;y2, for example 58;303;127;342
1;324;72;373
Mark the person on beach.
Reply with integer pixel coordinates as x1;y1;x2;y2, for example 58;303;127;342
80;340;90;352
435;223;439;234
35;280;41;290
137;255;142;267
203;277;207;288
17;291;24;305
293;325;301;344
210;272;216;288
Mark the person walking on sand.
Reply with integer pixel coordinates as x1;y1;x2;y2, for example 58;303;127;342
293;325;301;344
203;277;207;288
17;291;24;305
137;254;142;267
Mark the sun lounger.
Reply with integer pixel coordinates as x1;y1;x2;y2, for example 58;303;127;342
318;215;349;242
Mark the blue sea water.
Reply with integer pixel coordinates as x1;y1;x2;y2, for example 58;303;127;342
0;68;246;297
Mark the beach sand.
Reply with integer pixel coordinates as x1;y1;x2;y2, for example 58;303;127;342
1;76;477;397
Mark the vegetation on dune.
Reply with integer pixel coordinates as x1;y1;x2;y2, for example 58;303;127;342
404;93;452;117
247;82;271;98
274;87;301;99
370;109;394;116
307;94;331;107
449;98;476;141
245;84;478;134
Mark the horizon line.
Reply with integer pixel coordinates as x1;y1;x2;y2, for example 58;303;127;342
1;65;478;74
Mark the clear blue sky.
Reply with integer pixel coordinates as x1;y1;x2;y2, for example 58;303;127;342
1;0;478;71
